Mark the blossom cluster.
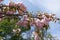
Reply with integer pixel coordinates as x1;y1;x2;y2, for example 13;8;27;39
0;1;60;40
0;1;60;32
0;2;27;15
16;13;55;30
0;2;27;21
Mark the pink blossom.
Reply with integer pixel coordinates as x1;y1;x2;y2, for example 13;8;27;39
17;20;28;28
0;13;3;21
0;0;3;2
17;3;22;6
16;21;23;26
34;18;44;29
41;15;51;25
0;18;2;21
9;2;15;7
22;20;29;28
18;10;23;15
17;3;26;9
22;15;30;28
17;15;29;27
17;3;27;14
34;35;40;40
17;15;30;28
6;10;14;14
23;15;28;21
17;3;27;12
33;32;40;40
0;13;2;18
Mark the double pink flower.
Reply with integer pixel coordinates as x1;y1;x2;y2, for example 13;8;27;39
17;15;29;28
41;15;51;25
34;18;44;29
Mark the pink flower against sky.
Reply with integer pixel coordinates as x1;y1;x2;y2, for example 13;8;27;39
17;3;27;15
34;18;44;29
17;15;29;28
41;15;51;25
17;3;27;12
9;2;15;7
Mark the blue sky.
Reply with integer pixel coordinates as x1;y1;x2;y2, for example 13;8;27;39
2;0;60;39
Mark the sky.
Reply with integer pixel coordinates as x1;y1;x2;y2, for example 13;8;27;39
1;0;60;39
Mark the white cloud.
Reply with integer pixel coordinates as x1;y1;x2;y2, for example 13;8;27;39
28;0;60;13
12;0;23;4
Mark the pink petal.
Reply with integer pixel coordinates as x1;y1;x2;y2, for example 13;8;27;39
0;0;3;2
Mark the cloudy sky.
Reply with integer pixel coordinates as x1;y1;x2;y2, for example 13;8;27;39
2;0;60;39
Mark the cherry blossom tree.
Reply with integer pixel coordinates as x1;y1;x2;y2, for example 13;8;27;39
0;0;60;40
